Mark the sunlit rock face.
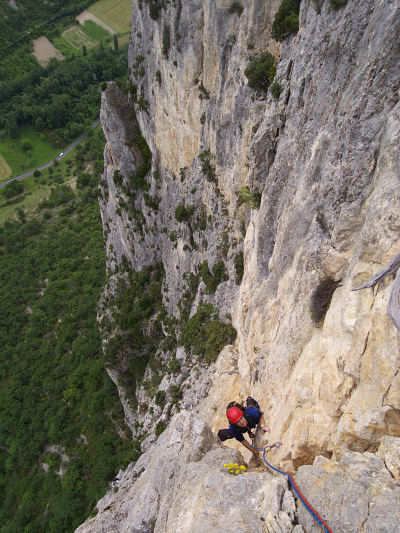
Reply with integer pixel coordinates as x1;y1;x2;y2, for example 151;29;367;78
232;0;400;468
78;0;400;531
75;413;400;533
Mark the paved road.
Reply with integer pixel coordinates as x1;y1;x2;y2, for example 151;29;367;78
0;118;101;190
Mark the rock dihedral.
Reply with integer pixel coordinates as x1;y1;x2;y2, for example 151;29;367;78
82;0;400;530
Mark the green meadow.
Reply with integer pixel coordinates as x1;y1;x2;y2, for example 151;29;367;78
82;19;111;41
0;156;70;225
0;126;61;182
88;0;132;33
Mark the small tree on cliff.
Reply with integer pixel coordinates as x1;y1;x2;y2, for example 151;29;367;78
271;0;301;42
244;52;276;93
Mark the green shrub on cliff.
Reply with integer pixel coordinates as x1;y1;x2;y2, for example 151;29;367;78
199;260;228;294
199;150;217;182
234;251;244;284
228;1;244;16
271;0;301;42
148;0;160;20
180;303;237;363
155;420;167;436
175;204;194;223
162;23;171;58
239;186;262;209
269;80;283;99
244;52;276;92
330;0;348;9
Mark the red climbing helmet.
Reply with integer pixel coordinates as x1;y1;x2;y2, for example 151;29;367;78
227;406;243;424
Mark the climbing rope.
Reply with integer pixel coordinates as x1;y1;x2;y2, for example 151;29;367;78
252;443;335;533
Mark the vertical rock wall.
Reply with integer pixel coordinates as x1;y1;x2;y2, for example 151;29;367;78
98;0;400;472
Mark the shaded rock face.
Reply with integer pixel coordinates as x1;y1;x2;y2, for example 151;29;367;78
85;0;400;531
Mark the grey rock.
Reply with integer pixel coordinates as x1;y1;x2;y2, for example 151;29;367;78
295;453;400;533
75;412;296;533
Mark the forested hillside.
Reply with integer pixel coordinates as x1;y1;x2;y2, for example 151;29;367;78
1;45;127;144
0;130;135;533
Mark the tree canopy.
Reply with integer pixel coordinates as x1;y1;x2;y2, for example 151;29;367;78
0;45;128;145
0;130;132;532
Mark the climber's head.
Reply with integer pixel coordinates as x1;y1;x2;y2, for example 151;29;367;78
227;406;243;425
235;415;248;428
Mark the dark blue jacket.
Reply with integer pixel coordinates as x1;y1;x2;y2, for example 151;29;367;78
229;406;263;442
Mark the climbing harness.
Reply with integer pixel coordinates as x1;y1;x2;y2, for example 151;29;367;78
253;442;335;533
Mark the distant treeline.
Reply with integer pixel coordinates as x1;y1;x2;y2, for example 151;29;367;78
0;0;93;53
0;44;128;145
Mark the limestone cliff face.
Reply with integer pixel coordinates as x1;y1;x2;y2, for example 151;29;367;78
75;413;400;533
80;0;400;530
233;0;400;468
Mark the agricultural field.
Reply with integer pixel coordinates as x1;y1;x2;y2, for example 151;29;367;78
50;34;81;58
62;25;100;50
0;126;60;182
118;33;130;47
0;154;11;181
32;36;65;67
81;19;112;41
0;151;74;225
76;9;116;35
88;0;132;34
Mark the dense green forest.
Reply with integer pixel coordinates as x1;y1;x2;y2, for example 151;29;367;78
0;44;128;145
0;3;140;531
0;129;136;533
0;0;92;52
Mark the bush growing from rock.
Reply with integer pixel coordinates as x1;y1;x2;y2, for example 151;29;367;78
244;52;276;92
168;357;180;373
199;150;217;182
330;0;347;9
148;0;159;20
199;260;228;294
162;23;171;58
234;251;244;283
169;385;182;404
180;303;237;363
155;390;165;406
175;204;194;223
228;1;244;16
271;0;301;42
155;420;167;436
269;81;283;99
239;186;262;209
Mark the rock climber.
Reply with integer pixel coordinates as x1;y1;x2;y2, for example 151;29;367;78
218;397;271;458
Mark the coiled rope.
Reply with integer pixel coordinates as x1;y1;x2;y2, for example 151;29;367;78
252;442;334;533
